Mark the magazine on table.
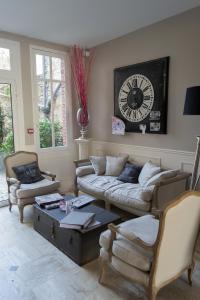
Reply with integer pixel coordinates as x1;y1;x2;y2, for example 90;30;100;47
71;194;96;208
60;211;97;230
35;193;64;207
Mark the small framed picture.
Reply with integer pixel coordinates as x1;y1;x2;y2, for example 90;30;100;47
150;122;160;132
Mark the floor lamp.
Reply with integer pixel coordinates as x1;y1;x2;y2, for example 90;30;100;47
183;86;200;190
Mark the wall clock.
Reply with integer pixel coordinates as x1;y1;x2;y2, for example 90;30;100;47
114;57;169;134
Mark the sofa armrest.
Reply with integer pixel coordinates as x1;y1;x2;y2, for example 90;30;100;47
41;170;56;181
155;172;191;188
74;159;91;168
151;172;191;211
76;165;95;177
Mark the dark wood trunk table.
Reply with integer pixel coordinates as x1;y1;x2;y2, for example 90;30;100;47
33;196;121;265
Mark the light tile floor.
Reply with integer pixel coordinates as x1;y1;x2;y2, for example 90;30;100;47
0;205;199;300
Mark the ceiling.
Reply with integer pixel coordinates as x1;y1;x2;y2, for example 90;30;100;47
0;0;199;47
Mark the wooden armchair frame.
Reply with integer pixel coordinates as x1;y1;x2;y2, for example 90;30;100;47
99;191;200;300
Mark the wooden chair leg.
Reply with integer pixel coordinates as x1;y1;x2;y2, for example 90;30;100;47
148;288;157;300
188;264;194;286
98;259;106;285
18;205;24;223
8;198;12;212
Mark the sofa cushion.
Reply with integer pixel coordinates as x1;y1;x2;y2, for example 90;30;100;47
105;156;128;176
89;156;106;175
105;183;154;211
10;179;60;199
117;163;142;183
138;161;161;186
76;165;95;177
145;169;179;187
77;174;122;198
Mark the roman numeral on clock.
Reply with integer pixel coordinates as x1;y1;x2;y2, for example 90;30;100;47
122;89;129;95
121;103;129;112
143;85;150;93
132;79;137;88
120;98;127;102
127;82;132;90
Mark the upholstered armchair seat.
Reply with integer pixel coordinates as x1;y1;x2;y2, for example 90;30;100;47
10;178;59;199
100;215;158;279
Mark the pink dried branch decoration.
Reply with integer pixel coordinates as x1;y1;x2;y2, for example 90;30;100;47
70;45;93;127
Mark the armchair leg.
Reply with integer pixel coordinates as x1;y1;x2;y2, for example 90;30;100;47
148;288;157;300
98;260;105;285
18;205;24;223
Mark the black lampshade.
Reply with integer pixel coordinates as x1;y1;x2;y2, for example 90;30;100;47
183;86;200;115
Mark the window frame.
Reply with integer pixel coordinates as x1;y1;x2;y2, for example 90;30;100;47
30;45;72;152
0;39;24;151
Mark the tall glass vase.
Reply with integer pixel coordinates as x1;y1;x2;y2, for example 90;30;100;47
77;107;89;139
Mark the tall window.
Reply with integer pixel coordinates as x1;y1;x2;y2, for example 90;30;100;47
32;49;68;149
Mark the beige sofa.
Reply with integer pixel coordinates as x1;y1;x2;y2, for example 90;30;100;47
74;159;190;216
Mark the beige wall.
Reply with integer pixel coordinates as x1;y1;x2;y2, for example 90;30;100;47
88;7;200;152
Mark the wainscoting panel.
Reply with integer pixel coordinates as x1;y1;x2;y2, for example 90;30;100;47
90;140;194;172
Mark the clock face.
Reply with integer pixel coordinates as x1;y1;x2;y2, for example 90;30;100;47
118;74;154;122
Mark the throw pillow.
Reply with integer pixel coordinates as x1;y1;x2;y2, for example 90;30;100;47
12;161;44;184
105;155;128;176
89;156;106;175
138;161;161;186
117;163;142;183
145;169;179;187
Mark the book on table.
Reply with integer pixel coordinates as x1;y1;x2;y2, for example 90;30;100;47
60;211;100;231
71;194;96;208
35;193;64;208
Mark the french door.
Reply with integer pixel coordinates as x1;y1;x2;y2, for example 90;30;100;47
0;81;15;204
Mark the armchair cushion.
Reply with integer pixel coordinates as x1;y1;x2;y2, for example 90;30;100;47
113;237;153;271
117;215;159;247
10;178;59;199
111;256;149;287
12;161;44;184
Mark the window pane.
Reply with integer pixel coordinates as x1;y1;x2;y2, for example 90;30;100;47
37;81;52;148
53;82;67;146
52;57;63;80
0;48;10;70
36;55;50;79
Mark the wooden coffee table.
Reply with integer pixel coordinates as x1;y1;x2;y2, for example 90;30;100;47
33;195;121;265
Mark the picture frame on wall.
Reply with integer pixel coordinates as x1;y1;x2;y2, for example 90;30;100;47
114;57;170;134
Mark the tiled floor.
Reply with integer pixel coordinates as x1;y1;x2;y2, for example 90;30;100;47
0;170;8;202
0;205;199;300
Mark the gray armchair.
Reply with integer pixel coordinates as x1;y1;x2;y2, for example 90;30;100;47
4;151;60;223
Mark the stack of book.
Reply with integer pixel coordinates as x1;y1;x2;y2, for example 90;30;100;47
60;211;101;232
35;193;64;209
